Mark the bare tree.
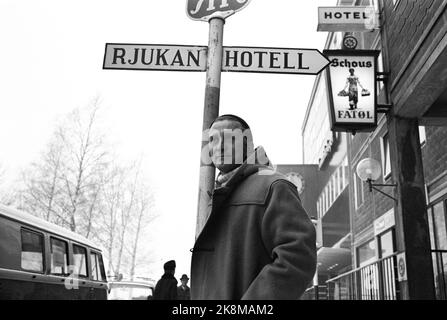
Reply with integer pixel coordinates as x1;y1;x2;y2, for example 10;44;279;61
95;164;126;275
20;138;64;222
114;162;141;275
57;99;109;233
128;181;156;281
18;98;109;235
10;98;157;280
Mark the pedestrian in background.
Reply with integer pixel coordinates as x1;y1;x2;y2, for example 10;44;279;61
153;260;178;300
190;114;316;299
177;274;191;300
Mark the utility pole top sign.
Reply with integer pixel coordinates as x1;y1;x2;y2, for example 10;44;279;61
187;0;251;21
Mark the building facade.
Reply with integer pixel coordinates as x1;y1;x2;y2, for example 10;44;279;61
301;0;447;300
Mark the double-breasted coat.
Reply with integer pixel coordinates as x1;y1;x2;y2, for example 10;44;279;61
190;153;317;300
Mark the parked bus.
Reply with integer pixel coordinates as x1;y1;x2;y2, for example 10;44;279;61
0;204;108;299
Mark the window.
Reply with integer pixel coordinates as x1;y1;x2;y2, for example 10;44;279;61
357;239;376;267
354;173;365;209
419;126;426;146
381;133;392;180
332;174;337;200
338;167;344;194
50;237;68;275
378;229;395;258
91;252;105;281
21;229;44;273
73;244;88;277
344;157;349;189
430;201;447;250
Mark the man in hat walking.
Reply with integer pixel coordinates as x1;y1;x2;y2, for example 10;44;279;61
177;274;191;300
191;114;316;299
153;260;178;300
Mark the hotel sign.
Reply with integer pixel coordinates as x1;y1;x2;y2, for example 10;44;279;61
222;47;330;75
103;44;330;75
103;44;208;72
324;50;379;133
317;6;378;32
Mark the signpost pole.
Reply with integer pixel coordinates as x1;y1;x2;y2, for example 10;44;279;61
196;17;225;238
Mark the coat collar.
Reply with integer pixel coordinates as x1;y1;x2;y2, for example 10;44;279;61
194;147;272;245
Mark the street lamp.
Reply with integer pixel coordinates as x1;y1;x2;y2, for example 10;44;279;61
356;158;397;201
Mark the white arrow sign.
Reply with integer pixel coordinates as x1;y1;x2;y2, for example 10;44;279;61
103;44;330;75
222;46;330;75
103;43;208;71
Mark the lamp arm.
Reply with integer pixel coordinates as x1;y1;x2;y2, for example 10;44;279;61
371;183;397;187
370;185;397;202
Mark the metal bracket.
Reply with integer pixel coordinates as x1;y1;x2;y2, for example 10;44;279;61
368;179;398;202
377;103;393;113
376;72;390;82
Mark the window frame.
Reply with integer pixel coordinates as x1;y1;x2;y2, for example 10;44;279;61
356;238;377;268
20;228;45;274
380;133;392;181
72;243;89;279
377;228;396;259
427;198;447;251
49;236;69;276
354;173;365;210
419;126;426;147
90;251;106;282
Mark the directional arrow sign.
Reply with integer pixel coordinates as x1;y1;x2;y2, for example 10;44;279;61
187;0;251;21
222;46;330;75
103;43;208;72
103;44;330;75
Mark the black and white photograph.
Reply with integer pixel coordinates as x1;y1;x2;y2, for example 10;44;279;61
1;0;447;316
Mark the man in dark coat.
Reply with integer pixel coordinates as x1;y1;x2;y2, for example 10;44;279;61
153;260;178;300
177;274;191;300
190;114;317;300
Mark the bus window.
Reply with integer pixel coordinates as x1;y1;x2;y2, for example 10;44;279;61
91;252;105;281
21;229;44;273
50;237;68;275
73;244;88;277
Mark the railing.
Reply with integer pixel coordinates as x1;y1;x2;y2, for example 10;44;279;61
301;285;328;300
324;250;447;300
326;253;399;300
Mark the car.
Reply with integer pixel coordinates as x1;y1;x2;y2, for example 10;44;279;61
108;280;155;300
0;204;107;300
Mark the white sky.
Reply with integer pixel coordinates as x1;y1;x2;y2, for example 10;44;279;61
0;0;335;280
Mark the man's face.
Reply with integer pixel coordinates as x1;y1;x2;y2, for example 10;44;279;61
181;279;188;286
209;119;251;173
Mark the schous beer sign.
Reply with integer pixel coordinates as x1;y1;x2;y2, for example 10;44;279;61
324;50;379;133
187;0;251;21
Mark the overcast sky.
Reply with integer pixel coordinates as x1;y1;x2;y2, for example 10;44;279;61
0;0;335;280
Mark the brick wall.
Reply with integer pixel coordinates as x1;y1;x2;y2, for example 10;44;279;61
351;123;447;240
385;0;444;85
351;124;394;237
422;126;447;183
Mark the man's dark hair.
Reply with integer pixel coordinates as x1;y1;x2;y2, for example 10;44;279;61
209;114;250;130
